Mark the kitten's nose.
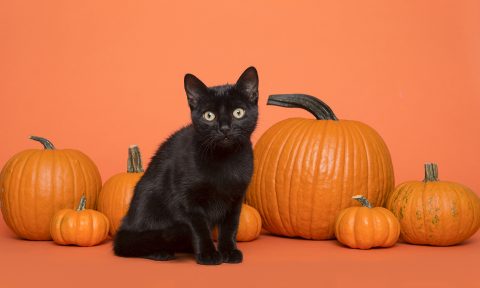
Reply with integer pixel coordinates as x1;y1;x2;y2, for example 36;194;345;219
220;125;230;135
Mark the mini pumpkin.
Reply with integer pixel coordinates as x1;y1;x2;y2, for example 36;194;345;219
50;195;109;247
335;195;400;249
0;136;102;240
213;204;262;242
246;94;394;239
97;145;144;236
386;163;480;246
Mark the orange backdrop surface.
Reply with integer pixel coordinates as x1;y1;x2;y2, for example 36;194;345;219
1;0;480;287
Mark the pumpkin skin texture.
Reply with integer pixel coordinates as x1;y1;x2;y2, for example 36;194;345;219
97;145;144;236
335;195;400;249
213;204;262;242
246;94;394;239
50;195;109;246
0;136;102;240
386;163;480;246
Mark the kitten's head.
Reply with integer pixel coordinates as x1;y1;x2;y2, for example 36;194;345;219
184;67;259;150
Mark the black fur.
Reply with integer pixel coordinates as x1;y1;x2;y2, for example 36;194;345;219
114;67;259;265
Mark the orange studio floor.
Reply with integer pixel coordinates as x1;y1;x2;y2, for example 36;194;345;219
0;215;478;288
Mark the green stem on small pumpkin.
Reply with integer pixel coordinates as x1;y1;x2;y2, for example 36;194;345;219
29;136;55;150
76;194;87;211
267;94;338;120
127;145;144;173
423;163;439;182
352;195;372;208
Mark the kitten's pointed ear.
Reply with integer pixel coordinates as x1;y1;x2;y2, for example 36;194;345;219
184;73;208;108
236;66;259;103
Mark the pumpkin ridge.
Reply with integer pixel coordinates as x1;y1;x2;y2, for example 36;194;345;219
1;152;23;235
63;151;79;211
89;211;95;246
58;210;69;244
278;119;311;236
254;122;287;232
378;209;390;247
337;121;350;235
293;120;321;238
309;120;333;238
73;152;94;209
305;120;326;239
403;184;416;243
322;121;343;239
273;119;309;236
260;119;303;234
352;208;360;248
461;186;478;242
351;122;372;206
31;151;45;239
279;119;310;236
16;151;36;238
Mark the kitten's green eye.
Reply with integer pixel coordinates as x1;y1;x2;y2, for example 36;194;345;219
203;111;216;121
233;108;245;119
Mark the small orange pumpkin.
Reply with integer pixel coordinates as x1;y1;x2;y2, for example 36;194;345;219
0;136;102;240
335;195;400;249
213;204;262;242
97;145;144;236
246;94;394;240
50;195;109;246
386;163;480;246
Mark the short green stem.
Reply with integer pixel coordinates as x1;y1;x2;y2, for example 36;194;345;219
29;136;55;150
76;194;87;211
353;195;372;208
424;163;439;182
127;145;144;173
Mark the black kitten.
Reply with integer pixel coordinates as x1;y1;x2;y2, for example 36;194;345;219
114;67;259;265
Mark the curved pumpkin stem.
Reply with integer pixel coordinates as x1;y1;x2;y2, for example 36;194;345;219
353;195;372;208
76;194;87;211
423;163;439;182
127;145;144;173
29;136;55;150
267;94;338;120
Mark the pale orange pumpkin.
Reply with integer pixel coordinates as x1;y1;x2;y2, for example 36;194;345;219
213;204;262;242
387;163;480;246
97;145;144;236
0;136;102;240
50;195;109;246
335;195;400;249
246;94;395;240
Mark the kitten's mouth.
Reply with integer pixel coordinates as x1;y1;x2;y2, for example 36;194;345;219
218;136;234;146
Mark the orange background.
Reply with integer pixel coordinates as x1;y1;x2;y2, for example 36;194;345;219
1;1;479;287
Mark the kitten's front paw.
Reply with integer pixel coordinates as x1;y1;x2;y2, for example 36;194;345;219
220;249;243;264
195;251;222;265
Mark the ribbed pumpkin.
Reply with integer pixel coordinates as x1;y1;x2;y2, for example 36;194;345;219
335;195;400;249
213;204;262;242
386;163;480;246
246;94;394;239
97;145;144;236
0;136;102;240
50;195;109;246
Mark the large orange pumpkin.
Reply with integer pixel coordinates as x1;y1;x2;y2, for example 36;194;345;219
0;136;102;240
97;145;144;236
50;195;109;246
246;94;394;239
386;163;480;246
335;195;400;249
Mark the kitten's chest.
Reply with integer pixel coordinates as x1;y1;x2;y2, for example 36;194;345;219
202;151;253;187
